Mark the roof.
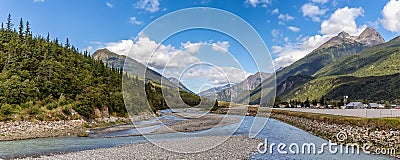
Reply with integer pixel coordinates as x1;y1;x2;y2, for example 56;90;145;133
346;102;363;107
368;103;379;107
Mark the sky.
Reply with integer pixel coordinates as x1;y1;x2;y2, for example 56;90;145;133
1;0;400;93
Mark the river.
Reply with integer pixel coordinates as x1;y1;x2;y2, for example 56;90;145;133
0;110;394;159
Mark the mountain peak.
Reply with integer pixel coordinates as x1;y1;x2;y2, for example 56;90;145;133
92;48;123;61
337;31;350;38
317;27;384;50
357;27;385;46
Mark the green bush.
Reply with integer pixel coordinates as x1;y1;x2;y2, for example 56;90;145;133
29;105;42;115
73;104;93;118
62;106;71;115
0;104;14;115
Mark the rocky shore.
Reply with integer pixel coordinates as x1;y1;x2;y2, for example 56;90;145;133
0;120;86;141
0;117;133;141
270;111;400;158
22;136;262;160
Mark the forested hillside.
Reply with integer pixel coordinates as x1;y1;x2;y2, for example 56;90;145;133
0;15;127;120
0;15;201;121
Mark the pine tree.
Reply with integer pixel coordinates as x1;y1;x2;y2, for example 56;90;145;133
25;21;31;38
65;38;70;49
6;14;12;31
46;32;50;42
18;18;24;38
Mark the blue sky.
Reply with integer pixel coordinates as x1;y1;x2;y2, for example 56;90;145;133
1;0;400;92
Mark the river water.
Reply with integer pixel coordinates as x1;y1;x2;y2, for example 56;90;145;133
0;112;394;159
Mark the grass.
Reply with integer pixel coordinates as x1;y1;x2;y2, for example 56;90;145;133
271;109;400;130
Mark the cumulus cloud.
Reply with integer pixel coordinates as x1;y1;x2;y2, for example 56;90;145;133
301;3;327;22
129;17;143;25
99;36;231;70
311;0;328;4
185;66;251;86
106;2;113;8
273;6;367;68
381;0;400;32
320;7;366;35
135;0;160;13
33;0;44;3
278;13;294;21
287;26;300;32
245;0;271;7
211;41;230;53
84;46;94;52
272;8;279;14
272;34;332;68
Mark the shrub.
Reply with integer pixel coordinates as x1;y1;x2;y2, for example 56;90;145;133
0;104;14;115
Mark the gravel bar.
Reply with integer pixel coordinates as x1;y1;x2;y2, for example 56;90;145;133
23;136;262;160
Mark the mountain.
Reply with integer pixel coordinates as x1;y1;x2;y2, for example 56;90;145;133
284;36;400;101
276;75;314;99
215;72;271;103
92;49;175;88
167;77;194;94
314;36;400;77
243;27;388;105
199;83;235;97
276;27;384;84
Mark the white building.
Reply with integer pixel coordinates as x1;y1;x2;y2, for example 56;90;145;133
346;102;364;109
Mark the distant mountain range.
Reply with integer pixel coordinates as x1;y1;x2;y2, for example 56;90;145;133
201;72;271;103
199;83;235;97
228;27;399;105
93;27;400;104
92;48;177;89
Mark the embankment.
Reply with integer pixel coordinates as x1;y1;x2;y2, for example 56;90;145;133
271;109;400;157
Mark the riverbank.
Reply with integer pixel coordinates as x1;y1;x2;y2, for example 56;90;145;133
21;136;262;160
0;116;145;141
270;109;400;158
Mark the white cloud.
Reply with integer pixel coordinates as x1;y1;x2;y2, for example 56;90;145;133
272;8;279;14
129;17;143;25
271;29;283;42
301;3;326;22
185;66;251;86
245;0;271;7
272;34;332;68
106;2;113;8
104;39;134;56
84;46;94;52
320;7;365;35
272;6;368;69
381;0;400;32
101;36;230;70
311;0;328;4
287;26;300;32
135;0;160;13
33;0;44;3
278;13;294;21
211;41;230;53
180;41;202;54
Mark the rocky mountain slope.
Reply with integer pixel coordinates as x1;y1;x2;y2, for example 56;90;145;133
241;27;399;104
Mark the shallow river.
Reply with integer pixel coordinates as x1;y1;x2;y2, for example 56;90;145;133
0;111;394;159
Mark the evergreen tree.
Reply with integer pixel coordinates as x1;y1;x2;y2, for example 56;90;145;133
18;18;24;38
6;14;12;31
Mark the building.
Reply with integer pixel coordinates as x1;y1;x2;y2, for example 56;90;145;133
368;103;379;109
346;102;364;109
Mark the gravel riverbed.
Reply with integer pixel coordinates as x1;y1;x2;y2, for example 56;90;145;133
21;136;262;160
